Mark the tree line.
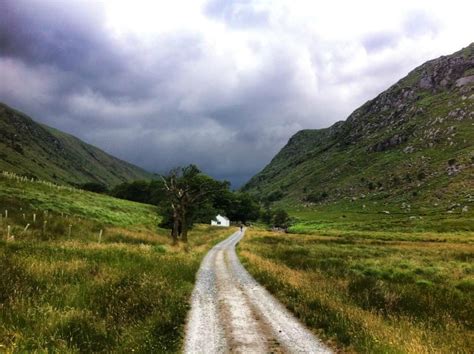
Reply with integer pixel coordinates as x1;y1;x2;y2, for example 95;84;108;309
80;165;290;243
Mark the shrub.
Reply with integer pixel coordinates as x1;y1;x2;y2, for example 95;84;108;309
273;209;291;228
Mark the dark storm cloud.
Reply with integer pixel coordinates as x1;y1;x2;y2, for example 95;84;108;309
0;1;122;78
0;0;285;186
0;0;195;101
0;0;465;187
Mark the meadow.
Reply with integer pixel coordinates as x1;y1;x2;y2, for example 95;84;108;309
288;199;474;238
0;173;231;352
239;213;474;353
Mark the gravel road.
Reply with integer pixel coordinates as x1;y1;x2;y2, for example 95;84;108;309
184;229;331;353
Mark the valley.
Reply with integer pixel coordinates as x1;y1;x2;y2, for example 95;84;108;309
0;42;473;353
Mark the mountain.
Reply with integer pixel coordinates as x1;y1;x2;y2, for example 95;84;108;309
0;103;153;186
243;44;474;209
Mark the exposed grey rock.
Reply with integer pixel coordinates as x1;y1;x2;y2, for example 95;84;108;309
419;75;434;89
455;75;474;87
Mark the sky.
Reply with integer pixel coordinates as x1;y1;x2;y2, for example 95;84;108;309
1;0;473;187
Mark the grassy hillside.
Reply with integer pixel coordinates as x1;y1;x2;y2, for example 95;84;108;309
239;226;474;353
243;44;474;212
0;173;232;352
239;43;474;353
0;102;153;187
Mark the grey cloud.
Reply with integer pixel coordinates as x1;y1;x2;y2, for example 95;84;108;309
0;1;118;75
361;10;440;54
362;32;399;53
0;0;454;187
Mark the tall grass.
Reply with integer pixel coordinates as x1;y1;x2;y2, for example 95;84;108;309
239;229;474;353
0;175;232;352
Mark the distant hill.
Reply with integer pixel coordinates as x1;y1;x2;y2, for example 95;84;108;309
0;103;153;186
243;44;474;210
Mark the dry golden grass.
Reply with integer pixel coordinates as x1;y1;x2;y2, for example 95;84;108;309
239;228;474;353
0;220;234;352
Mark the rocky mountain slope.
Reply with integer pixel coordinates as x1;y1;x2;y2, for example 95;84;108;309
243;44;474;210
0;103;153;186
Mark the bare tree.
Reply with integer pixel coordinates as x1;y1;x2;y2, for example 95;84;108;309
161;165;224;244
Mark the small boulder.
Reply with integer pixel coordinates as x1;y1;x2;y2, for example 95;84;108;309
455;75;474;87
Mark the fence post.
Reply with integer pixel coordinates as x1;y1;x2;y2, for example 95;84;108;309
43;220;47;236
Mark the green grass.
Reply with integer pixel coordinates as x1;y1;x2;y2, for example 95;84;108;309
287;201;474;235
0;173;232;352
0;172;157;227
242;44;474;212
239;226;474;353
0;102;152;186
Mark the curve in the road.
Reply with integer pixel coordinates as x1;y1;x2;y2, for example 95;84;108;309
184;229;332;353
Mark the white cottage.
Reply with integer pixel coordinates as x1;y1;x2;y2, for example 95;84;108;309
211;214;230;227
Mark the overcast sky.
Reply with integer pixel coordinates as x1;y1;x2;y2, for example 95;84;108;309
1;0;473;186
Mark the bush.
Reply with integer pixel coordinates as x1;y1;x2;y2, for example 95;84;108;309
273;209;291;228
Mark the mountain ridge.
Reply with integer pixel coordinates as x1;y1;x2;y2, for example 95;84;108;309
243;43;474;210
0;102;153;186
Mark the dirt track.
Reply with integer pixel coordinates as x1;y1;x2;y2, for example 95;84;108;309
184;229;331;353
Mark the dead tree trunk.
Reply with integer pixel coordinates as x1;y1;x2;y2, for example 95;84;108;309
181;211;188;243
171;203;180;244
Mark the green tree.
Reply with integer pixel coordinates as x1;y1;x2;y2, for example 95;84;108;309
110;180;151;203
261;207;273;224
227;193;260;223
161;165;227;244
273;209;291;229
